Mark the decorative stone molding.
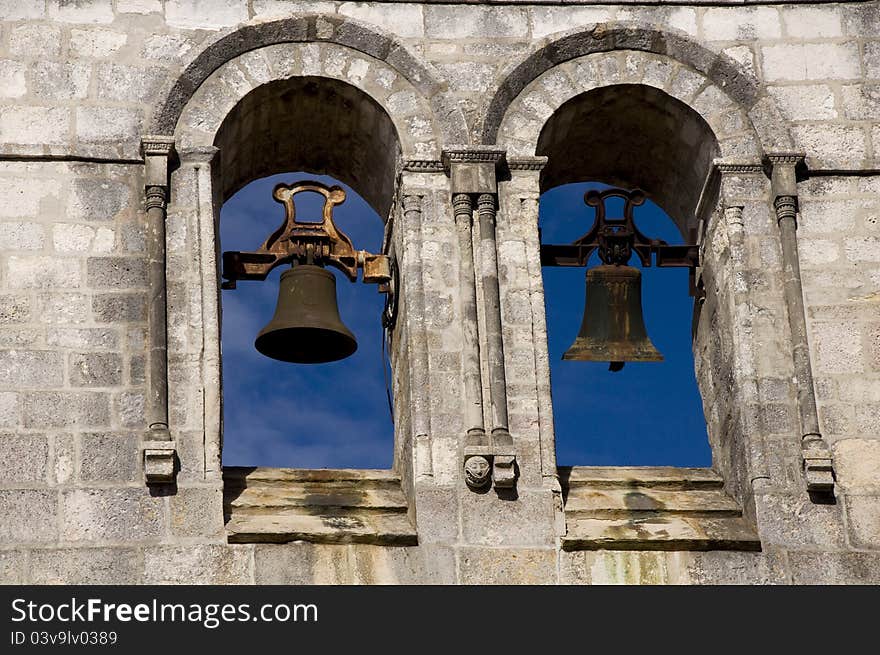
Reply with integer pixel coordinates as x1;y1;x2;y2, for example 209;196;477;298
715;163;765;175
402;159;444;173
141;135;177;486
508;156;548;172
768;153;835;497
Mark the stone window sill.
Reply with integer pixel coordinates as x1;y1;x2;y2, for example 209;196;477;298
223;467;417;546
558;466;761;551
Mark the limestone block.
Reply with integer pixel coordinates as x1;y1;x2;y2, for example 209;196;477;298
833;440;880;494
349;544;456;585
22;391;110;428
143;545;253;584
782;6;844;38
0;433;47;483
165;0;248;30
339;3;425;39
529;7;611;39
115;391;144;427
762;43;861;81
252;1;336;21
856;403;880;434
68;178;131;222
458;547;556;584
797;239;840;267
789;552;880;584
75;107;143;153
0;106;70;147
753;493;847;549
47;0;114;24
425;5;528;39
0;392;18;427
460;489;555;547
142;34;196;61
793;124;868;170
0;295;30;324
7;256;81;289
561;550;689;585
46;327;120;350
687;550;789;584
840;84;880;121
0;0;45;20
116;0;161;14
95;64;166;103
865;42;880;79
37;292;90;325
78;432;138;482
29;547;141;584
436;62;495;93
53;223;114;253
703;7;782;41
30;62;91;100
0;490;58;544
767;85;837;121
169;487;225;539
0;550;27;584
0;350;64;388
0;221;45;250
254;542;349;585
844;495;880;549
413;485;458;543
844;237;880;263
86;256;147;289
52;433;75;485
61;488;163;542
8;24;61;59
70;27;128;59
0;60;26;98
68;352;122;388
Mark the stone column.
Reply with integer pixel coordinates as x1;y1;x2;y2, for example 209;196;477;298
443;148;516;490
401;191;433;482
190;147;222;481
453;193;487;449
141;136;176;485
769;153;835;496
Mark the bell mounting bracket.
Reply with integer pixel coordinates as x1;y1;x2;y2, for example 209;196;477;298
539;188;701;295
221;180;392;290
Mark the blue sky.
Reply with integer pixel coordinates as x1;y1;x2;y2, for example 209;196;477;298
219;175;711;469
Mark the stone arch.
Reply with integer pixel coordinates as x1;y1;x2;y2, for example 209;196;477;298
151;13;468;149
483;23;794;154
497;49;771;233
174;38;434;215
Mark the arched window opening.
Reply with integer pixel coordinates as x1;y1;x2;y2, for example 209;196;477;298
212;76;401;470
536;84;719;467
219;173;391;468
540;182;710;466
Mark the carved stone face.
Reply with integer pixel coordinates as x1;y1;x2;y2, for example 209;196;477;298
464;456;491;489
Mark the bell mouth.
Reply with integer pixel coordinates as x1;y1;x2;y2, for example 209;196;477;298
255;326;357;364
254;264;358;364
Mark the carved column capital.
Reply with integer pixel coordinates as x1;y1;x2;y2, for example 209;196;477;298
144;185;167;211
452;193;473;221
443;146;506;196
767;152;804;200
773;194;798;226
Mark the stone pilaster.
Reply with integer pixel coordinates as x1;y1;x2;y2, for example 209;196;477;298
140;135;176;485
768;153;835;497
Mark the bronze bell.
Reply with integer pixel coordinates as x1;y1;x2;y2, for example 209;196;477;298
563;264;663;371
255;264;357;364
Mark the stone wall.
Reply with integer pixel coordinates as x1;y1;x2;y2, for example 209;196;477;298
0;1;878;584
